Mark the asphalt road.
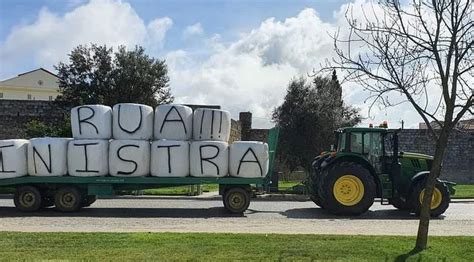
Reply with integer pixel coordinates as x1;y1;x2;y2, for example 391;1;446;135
0;196;473;236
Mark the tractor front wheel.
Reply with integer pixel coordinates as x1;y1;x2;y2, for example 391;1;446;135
411;181;450;217
321;162;376;216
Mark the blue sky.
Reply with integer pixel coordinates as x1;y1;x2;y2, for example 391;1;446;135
0;0;425;128
1;0;345;52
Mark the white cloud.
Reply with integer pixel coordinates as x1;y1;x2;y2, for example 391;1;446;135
183;23;204;38
0;0;172;78
168;8;342;128
146;17;173;53
167;5;429;129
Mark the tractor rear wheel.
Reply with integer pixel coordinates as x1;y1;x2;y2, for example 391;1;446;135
310;195;324;208
410;181;450;217
321;162;376;215
308;165;326;209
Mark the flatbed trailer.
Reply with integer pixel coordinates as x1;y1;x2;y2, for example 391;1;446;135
0;127;279;214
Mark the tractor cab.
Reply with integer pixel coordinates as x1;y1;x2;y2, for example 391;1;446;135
308;123;453;217
334;125;402;180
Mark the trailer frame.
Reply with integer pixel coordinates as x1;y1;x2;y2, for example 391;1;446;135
0;127;279;213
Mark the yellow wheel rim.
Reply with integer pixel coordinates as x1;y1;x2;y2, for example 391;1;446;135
333;175;365;206
419;188;442;209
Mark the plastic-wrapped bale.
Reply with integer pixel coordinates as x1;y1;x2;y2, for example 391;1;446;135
112;103;154;140
28;138;71;176
0;139;29;179
109;140;150;177
71;105;112;139
67;140;109;177
151;140;189;177
190;141;228;177
193;108;231;142
154;104;193;140
229;141;269;178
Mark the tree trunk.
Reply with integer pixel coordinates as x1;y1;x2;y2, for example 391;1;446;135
415;128;450;250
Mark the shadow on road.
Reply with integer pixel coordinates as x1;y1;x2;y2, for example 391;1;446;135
0;205;445;220
0;206;247;218
281;208;446;220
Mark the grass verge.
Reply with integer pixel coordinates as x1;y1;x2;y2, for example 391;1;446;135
141;184;219;196
453;184;474;199
0;232;472;261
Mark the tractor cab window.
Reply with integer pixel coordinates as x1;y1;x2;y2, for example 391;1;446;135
350;133;363;153
337;132;346;152
383;133;396;156
349;132;383;172
364;132;382;157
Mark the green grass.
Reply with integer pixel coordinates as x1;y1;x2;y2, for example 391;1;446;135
141;184;219;196
278;180;302;190
0;232;472;261
453;184;474;199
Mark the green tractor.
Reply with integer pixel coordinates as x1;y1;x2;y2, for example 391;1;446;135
307;125;455;216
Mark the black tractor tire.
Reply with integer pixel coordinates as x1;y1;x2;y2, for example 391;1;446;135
82;195;97;207
310;195;324;208
410;181;450;217
320;162;376;216
223;187;251;214
14;186;42;212
308;167;326;209
390;197;412;211
54;186;83;212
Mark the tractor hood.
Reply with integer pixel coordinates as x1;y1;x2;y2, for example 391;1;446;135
400;152;434;160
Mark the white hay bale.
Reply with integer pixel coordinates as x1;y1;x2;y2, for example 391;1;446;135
28;138;71;176
112;103;154;140
109;140;150;177
154;104;193;140
190;141;228;177
229;141;269;178
0;139;29;179
150;140;189;177
193;108;231;142
71;105;112;139
67;139;109;177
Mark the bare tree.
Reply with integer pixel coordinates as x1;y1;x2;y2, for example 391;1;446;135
325;0;472;250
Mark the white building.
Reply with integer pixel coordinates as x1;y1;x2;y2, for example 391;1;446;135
0;68;60;101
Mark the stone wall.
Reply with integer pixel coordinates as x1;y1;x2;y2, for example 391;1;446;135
248;129;270;142
398;129;474;183
0;99;67;139
229;119;241;144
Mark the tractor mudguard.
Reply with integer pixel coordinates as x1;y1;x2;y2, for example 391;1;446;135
411;171;456;196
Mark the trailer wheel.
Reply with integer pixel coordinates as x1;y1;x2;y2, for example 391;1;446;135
82;195;97;207
41;197;55;208
14;186;42;212
55;187;82;212
223;187;251;214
